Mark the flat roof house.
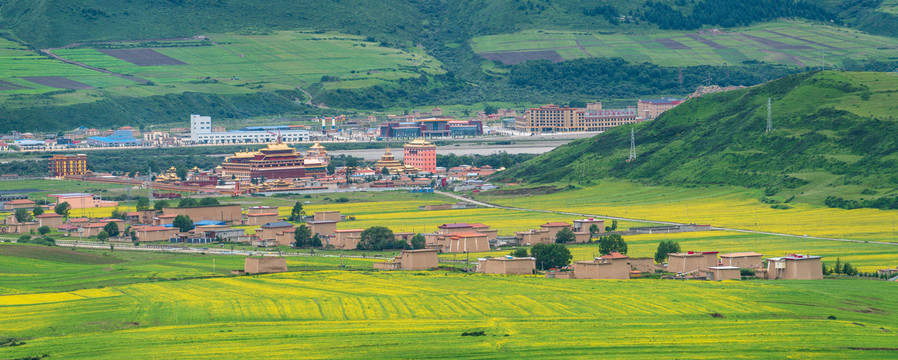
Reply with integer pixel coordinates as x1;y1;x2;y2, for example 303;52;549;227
245;257;288;274
374;249;438;271
720;252;764;269
573;256;630;280
667;251;718;274
766;254;823;280
708;266;741;281
332;229;363;249
307;220;338;237
478;256;535;275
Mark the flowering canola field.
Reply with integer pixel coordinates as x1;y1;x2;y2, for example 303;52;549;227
456;231;898;272
480;181;898;242
0;271;896;359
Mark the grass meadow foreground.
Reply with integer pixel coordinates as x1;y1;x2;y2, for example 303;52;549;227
0;254;896;358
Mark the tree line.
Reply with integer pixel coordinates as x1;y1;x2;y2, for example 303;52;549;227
642;0;837;30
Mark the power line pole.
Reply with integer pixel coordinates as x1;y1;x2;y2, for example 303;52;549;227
628;128;636;162
766;98;772;132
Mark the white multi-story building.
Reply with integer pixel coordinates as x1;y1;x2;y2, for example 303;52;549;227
189;114;310;144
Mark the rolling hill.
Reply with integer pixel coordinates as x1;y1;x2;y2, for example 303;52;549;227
1;0;898;132
496;71;898;206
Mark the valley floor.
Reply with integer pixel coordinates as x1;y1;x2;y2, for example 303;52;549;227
0;267;896;359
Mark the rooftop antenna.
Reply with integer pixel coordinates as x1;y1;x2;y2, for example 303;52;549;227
766;98;772;132
627;128;636;162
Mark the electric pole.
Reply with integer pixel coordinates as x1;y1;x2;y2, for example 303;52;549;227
627;128;636;162
766;98;772;132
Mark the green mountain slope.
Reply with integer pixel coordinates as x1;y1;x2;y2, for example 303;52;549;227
1;0;897;132
497;71;898;204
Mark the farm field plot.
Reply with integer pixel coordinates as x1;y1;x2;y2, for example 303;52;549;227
477;180;898;243
0;244;380;295
0;38;130;99
0;270;896;358
0;31;444;106
50;31;443;94
471;21;898;67
450;231;898;272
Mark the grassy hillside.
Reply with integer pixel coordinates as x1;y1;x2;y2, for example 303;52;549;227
472;21;898;67
498;71;898;203
1;0;897;132
0;256;896;358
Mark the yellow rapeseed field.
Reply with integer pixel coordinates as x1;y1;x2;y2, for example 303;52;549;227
484;182;898;242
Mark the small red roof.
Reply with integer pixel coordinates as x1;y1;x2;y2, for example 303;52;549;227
126;212;140;216
5;199;35;205
36;213;62;218
451;232;487;238
334;229;364;233
541;222;570;227
468;223;489;229
135;226;170;231
438;223;472;229
600;252;630;260
247;212;278;216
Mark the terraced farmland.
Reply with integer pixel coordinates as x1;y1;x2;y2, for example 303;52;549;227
0;267;896;358
472;21;898;67
0;31;443;105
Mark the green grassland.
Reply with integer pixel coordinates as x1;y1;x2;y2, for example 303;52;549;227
0;244;381;295
0;31;443;108
0;258;896;358
472;21;898;68
498;71;898;203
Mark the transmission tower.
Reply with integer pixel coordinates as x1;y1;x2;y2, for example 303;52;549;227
627;128;636;162
766;98;772;132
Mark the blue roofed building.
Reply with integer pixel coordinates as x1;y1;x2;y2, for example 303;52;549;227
87;130;141;147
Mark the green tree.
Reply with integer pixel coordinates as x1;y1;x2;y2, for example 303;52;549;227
326;163;336;175
410;233;426;249
381;167;390;175
588;224;600;240
110;207;125;220
531;243;572;270
32;205;44;216
199;197;220;206
14;208;33;223
554;227;575;243
834;257;842;274
357;226;407;251
103;221;120;237
97;230;109;242
154;200;169;211
288;201;305;222
822;262;831;275
172;215;194;232
483;103;498;115
176;167;188;181
654;240;681;263
178;198;198;208
54;202;71;218
309;233;322;248
293;224;312;248
510;248;528;257
842;262;857;276
598;233;628;255
37;225;51;235
135;196;150;211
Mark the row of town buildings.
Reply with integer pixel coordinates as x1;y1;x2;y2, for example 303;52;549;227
513;99;683;134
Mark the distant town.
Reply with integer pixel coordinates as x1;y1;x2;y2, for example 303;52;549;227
1;85;742;152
